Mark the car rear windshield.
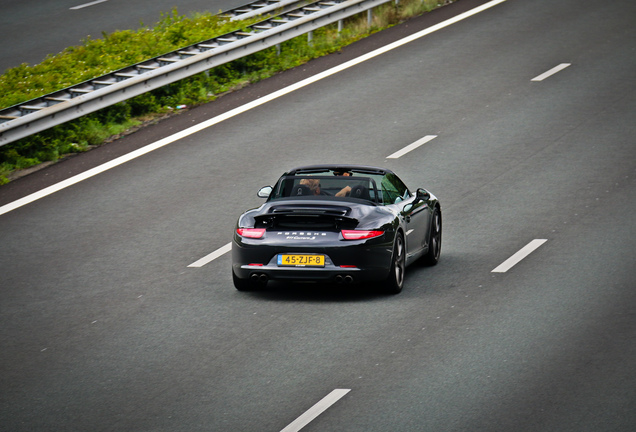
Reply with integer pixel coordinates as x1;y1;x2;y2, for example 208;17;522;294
271;175;380;203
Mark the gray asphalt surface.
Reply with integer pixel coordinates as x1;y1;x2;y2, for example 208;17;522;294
1;0;635;430
0;0;248;73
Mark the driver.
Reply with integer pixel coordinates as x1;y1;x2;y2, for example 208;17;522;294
333;169;352;197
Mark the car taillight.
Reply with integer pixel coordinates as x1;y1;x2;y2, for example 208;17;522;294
341;230;384;240
237;228;266;239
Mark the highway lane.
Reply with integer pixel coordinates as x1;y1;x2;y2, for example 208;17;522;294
1;0;635;430
0;0;249;73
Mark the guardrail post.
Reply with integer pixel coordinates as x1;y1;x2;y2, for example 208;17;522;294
308;31;313;44
367;8;373;27
338;19;343;33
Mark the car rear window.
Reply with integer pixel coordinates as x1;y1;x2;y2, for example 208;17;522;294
271;175;380;203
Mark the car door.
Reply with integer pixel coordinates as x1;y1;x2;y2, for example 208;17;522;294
381;174;429;259
403;194;429;259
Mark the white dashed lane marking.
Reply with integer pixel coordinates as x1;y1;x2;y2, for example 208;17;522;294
531;63;571;81
492;239;548;273
188;243;232;268
280;389;351;432
387;135;437;159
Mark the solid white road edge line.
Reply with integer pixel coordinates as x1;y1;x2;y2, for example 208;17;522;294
531;63;571;81
280;389;351;432
188;242;232;267
387;135;437;159
70;0;109;10
0;0;508;217
492;239;547;273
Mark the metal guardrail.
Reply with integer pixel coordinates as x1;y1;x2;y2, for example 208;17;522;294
0;0;391;147
223;0;310;20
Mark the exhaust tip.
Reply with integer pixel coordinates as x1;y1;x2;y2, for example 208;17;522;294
344;275;354;284
250;273;268;285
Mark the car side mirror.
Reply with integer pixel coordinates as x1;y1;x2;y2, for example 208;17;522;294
402;203;414;214
416;188;430;202
257;186;273;198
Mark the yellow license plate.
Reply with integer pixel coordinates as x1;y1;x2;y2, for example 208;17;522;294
278;254;325;267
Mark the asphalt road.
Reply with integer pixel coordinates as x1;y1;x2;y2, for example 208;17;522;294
0;0;248;73
1;0;635;431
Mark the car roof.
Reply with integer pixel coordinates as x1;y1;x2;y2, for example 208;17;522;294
284;164;392;176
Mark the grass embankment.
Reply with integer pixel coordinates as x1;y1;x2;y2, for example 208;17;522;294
0;0;449;184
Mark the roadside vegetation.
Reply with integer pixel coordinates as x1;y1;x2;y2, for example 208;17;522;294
0;0;450;184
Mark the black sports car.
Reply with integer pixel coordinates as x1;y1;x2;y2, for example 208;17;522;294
232;165;441;293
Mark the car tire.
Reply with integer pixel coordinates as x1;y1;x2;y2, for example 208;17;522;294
384;232;406;294
421;207;441;266
233;270;254;291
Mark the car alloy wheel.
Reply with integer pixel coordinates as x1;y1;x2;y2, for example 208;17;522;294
386;232;405;294
422;208;441;266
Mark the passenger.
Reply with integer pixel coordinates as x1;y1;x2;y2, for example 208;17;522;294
299;178;325;195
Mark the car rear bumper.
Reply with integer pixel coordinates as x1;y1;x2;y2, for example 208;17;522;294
232;236;393;283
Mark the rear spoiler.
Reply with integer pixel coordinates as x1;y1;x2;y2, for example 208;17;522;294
269;203;351;216
254;203;359;226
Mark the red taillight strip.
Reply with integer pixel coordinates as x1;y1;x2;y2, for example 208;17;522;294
236;228;266;239
341;230;384;240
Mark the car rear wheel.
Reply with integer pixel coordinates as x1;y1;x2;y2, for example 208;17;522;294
421;207;441;266
384;232;405;294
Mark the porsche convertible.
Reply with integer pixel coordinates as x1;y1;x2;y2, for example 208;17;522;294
232;165;441;293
